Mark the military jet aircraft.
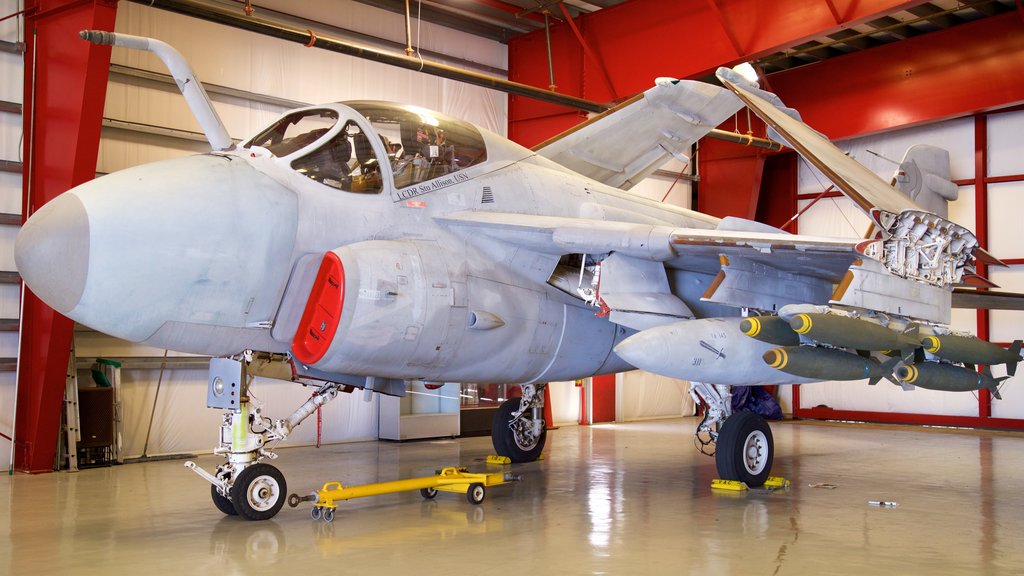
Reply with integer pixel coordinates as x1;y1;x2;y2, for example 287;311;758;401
15;32;1019;520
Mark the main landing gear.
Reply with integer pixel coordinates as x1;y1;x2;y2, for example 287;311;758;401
689;382;774;486
491;383;547;463
185;353;344;521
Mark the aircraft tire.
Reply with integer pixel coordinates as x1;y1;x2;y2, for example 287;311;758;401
231;463;287;521
211;485;238;516
491;398;546;463
715;411;773;487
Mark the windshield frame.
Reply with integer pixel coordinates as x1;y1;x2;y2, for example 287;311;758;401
243;105;392;195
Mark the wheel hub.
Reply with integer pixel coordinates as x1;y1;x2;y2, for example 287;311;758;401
247;475;281;512
511;418;539;451
743;430;769;475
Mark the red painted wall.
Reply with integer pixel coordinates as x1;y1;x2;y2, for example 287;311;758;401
768;12;1024;140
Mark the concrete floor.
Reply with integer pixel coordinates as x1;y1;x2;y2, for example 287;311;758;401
2;417;1023;575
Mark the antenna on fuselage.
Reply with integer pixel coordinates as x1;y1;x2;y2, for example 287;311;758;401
80;30;234;151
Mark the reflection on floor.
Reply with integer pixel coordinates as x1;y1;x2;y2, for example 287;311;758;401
2;417;1023;575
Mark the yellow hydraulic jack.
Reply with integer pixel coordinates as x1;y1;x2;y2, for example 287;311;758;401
288;466;521;522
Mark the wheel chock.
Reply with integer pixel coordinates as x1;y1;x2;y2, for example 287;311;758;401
486;455;511;465
711;479;748;491
764;476;791;489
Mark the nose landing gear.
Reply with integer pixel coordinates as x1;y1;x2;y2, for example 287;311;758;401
185;354;343;520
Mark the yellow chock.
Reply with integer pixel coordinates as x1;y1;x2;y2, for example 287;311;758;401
711;479;748;491
764;476;791;489
486;455;512;465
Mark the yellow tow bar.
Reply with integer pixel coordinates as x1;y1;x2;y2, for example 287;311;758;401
288;466;521;522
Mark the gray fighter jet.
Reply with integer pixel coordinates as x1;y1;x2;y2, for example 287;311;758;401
15;33;1019;520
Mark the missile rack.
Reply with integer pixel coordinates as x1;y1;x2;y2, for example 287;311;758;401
288;460;521;522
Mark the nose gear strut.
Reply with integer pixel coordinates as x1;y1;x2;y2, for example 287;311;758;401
185;351;343;520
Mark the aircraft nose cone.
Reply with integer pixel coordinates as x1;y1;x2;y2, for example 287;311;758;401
15;193;90;313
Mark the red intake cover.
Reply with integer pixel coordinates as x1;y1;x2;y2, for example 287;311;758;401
292;252;344;365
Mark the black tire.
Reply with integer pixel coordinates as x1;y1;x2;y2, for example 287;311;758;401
211;485;238;516
491;398;547;463
466;483;485;505
231;463;287;521
715;411;774;487
420;487;438;499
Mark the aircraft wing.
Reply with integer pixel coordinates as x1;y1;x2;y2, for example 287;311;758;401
439;210;860;281
715;67;923;221
533;79;743;190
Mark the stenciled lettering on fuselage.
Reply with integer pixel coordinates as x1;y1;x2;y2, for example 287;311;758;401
393;172;471;202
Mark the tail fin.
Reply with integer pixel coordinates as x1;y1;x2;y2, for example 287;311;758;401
869;356;902;387
1008;340;1021;377
990;376;1009;400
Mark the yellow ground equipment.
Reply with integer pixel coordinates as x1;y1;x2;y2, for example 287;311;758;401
711;476;791;492
288;466;521;522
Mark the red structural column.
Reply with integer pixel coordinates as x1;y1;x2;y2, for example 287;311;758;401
16;0;117;473
591;374;616;423
974;114;992;420
697;137;766;219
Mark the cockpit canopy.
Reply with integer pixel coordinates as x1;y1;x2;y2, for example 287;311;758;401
243;102;488;194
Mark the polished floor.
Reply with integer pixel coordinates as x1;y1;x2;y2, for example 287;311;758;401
2;417;1023;575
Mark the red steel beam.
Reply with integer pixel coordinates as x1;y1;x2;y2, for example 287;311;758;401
469;0;548;24
822;0;842;23
557;2;618;99
703;0;745;57
16;0;116;473
509;0;931;144
767;12;1024;140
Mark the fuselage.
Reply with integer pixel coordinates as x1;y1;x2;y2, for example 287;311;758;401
15;101;722;385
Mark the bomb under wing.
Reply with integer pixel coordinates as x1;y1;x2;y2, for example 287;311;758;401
740;316;800;346
896;362;1007;399
763;346;898;385
922;336;1022;376
613;317;816;386
789;313;918;352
